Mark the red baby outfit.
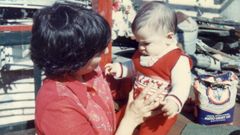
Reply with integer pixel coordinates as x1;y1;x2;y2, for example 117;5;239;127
131;48;191;135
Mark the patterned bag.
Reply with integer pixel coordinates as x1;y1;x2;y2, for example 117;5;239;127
193;71;239;125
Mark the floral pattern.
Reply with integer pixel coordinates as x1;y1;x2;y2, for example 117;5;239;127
112;0;136;39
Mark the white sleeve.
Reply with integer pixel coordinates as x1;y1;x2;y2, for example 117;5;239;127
166;56;192;112
121;60;136;78
113;60;136;79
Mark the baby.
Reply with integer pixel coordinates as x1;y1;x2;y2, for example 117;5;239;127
105;1;192;135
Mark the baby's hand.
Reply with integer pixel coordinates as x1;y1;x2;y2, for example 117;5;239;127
160;98;179;118
104;63;122;78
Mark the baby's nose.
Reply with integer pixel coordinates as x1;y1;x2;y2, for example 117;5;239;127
138;45;145;51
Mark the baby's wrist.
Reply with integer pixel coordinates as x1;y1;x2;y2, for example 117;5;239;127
165;96;181;113
113;62;123;79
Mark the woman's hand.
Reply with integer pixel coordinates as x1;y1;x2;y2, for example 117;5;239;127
115;86;163;135
126;89;163;125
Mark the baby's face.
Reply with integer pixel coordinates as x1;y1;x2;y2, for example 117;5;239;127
134;28;172;56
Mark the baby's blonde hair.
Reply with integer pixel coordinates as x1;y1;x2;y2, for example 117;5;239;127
132;1;177;35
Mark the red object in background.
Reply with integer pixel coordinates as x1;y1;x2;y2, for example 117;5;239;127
0;25;32;32
92;0;113;69
92;1;133;104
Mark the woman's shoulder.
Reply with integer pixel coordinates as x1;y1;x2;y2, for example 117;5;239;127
36;79;60;107
37;78;58;96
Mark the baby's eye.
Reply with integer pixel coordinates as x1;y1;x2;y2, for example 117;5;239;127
139;42;150;46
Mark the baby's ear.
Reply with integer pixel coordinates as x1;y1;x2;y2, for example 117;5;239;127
166;32;174;39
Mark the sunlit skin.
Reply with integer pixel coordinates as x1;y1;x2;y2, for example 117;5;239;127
134;27;175;56
75;47;109;80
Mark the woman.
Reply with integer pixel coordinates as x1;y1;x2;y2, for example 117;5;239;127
31;2;162;135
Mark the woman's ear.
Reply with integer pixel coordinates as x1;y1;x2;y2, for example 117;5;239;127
166;32;174;39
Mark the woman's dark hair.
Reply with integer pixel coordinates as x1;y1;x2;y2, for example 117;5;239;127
30;2;111;77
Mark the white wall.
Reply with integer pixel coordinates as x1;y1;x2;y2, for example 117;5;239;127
135;0;222;18
0;0;56;8
220;0;240;22
169;0;221;18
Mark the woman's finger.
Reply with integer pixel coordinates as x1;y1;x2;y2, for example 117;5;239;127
127;89;134;105
161;105;167;112
139;97;162;118
144;92;164;105
142;99;164;118
149;96;164;110
135;88;149;102
159;100;167;107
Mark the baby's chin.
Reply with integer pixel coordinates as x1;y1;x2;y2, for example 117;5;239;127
140;52;148;56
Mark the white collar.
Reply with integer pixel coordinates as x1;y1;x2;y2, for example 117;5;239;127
140;44;179;67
